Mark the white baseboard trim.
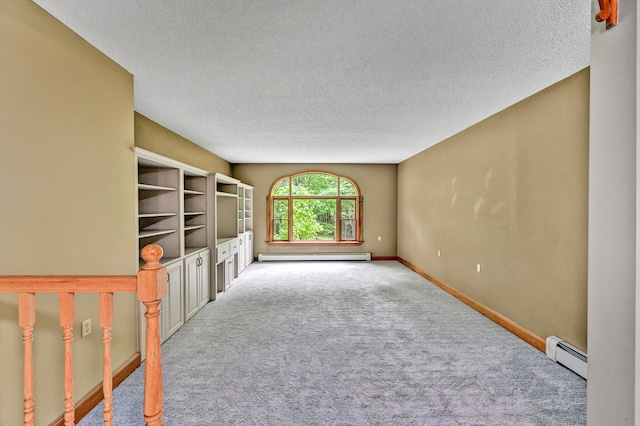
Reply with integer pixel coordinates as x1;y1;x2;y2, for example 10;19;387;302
258;253;372;262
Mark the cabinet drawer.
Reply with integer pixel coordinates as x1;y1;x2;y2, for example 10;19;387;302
229;238;240;255
216;242;230;263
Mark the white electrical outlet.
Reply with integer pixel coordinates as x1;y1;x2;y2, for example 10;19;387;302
438;250;441;257
377;236;382;241
476;264;481;273
81;318;92;338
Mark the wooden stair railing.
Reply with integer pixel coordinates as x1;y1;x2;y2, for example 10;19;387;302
0;244;167;426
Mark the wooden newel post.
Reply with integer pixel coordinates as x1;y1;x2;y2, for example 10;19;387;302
137;244;167;426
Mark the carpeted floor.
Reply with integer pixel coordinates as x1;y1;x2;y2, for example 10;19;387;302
79;260;586;425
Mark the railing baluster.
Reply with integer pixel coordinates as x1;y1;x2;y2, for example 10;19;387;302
59;292;75;426
19;292;36;426
100;292;114;426
137;245;167;426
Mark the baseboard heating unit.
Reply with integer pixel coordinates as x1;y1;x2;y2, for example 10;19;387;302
258;253;371;262
546;336;587;379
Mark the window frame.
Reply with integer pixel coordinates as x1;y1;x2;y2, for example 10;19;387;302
267;171;363;245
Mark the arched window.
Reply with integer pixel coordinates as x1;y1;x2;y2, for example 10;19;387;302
267;172;363;244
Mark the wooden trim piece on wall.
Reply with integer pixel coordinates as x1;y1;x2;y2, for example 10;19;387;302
397;257;546;353
372;256;398;261
49;352;141;426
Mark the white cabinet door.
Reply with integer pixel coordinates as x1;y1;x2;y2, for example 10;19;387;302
198;249;210;308
164;261;184;339
185;249;210;320
246;231;253;267
185;253;200;320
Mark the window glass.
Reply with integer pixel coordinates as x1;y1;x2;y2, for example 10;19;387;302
341;199;356;240
273;178;290;196
339;178;357;196
293;199;336;240
273;199;289;240
292;173;338;196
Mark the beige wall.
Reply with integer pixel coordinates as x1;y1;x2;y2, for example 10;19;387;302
397;69;589;351
135;113;232;175
0;2;137;424
232;164;397;257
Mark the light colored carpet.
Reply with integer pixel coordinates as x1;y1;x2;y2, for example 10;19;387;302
79;261;586;425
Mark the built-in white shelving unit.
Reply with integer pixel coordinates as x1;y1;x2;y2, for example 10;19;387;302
213;174;239;297
237;183;254;274
137;156;181;266
135;148;211;353
135;148;253;357
183;170;208;258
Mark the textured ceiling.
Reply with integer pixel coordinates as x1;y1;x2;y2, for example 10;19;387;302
33;1;591;164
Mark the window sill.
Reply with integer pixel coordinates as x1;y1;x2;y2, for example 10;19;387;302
267;241;363;246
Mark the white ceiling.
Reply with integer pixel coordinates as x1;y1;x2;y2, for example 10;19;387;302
33;1;591;164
